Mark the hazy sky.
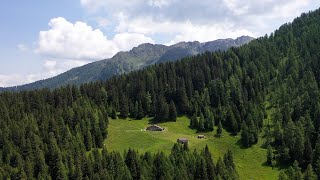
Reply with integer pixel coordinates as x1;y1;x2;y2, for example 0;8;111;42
0;0;319;87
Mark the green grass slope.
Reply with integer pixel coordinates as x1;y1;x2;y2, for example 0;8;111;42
105;116;279;180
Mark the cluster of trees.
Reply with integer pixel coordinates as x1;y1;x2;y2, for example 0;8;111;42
119;93;178;122
252;8;320;178
189;105;214;132
104;34;267;138
121;144;238;180
240;115;259;147
0;87;109;179
0;85;238;179
260;8;320;176
278;161;317;180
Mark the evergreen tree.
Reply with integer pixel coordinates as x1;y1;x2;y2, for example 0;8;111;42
273;120;283;146
153;152;173;180
241;121;249;147
267;145;273;166
264;126;272;147
190;114;198;129
224;150;236;173
136;101;145;120
304;136;313;166
199;112;205;132
216;157;227;179
202;145;216;180
169;100;177;122
119;95;129;119
314;135;320;166
315;158;320;179
125;148;141;180
278;171;288;180
248;118;258;145
111;106;117;119
134;101;139;119
47;133;68;180
196;157;208;180
304;164;317;180
177;80;190;114
292;160;303;179
217;120;223;137
183;142;189;151
204;107;214;131
293;121;305;164
155;95;169;121
84;130;93;151
226;107;238;135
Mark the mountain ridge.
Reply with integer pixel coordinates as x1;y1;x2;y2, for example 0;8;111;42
2;36;254;91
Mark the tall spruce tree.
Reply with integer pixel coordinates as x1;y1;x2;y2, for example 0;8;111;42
217;120;223;137
119;95;129;118
199;112;205;132
169;100;177;122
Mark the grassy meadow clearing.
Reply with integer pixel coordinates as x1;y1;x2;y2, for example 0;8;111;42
105;114;280;180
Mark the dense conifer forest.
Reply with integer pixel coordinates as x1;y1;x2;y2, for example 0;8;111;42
0;84;237;179
1;8;320;179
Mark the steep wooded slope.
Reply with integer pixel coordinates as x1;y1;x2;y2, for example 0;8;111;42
2;36;253;91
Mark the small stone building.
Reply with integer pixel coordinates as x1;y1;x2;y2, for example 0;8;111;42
177;138;188;144
146;124;164;131
197;135;205;139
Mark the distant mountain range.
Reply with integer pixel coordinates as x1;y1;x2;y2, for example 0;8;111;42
2;36;253;91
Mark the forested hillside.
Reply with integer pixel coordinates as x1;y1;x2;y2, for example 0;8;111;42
1;8;320;179
0;86;238;179
1;36;252;91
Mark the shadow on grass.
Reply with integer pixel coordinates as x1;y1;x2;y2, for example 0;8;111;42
261;152;291;171
214;134;222;138
235;139;248;149
148;117;157;124
274;161;291;170
261;161;270;167
261;160;291;171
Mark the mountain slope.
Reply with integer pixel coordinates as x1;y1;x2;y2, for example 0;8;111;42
3;36;253;91
2;7;320;180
